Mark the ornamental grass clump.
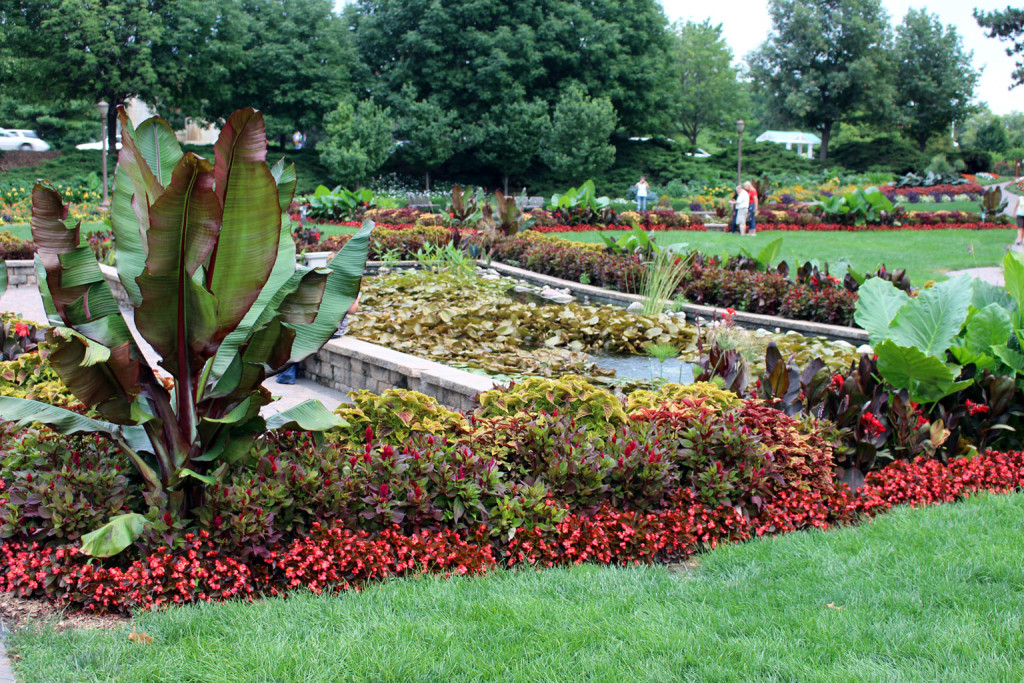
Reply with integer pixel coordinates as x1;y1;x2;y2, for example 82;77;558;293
0;107;372;557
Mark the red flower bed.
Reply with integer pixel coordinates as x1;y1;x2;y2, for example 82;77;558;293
532;223;707;234
2;449;1021;613
880;182;984;195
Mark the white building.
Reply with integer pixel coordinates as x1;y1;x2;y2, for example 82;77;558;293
755;130;822;159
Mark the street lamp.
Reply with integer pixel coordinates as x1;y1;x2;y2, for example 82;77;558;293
97;100;110;209
736;119;745;186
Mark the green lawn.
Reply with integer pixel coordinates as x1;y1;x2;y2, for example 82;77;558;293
9;492;1024;682
565;227;1016;284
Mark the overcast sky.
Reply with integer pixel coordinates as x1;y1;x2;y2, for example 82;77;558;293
335;0;1021;115
660;0;1020;115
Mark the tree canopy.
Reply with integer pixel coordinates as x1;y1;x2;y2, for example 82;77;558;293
748;0;894;161
671;20;741;147
975;6;1024;88
894;9;978;150
350;0;675;181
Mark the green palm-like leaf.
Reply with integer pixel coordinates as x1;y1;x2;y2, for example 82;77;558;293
270;159;298;213
135;153;221;377
1003;253;1024;328
266;400;348;431
207;108;282;341
0;396;151;452
853;277;909;344
134;116;183;188
887;275;972;357
963;303;1013;356
0;263;6;298
80;513;148;558
111;108;168;306
288;220;373;362
874;340;970;403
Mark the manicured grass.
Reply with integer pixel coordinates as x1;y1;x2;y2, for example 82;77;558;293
9;492;1024;682
563;228;1016;284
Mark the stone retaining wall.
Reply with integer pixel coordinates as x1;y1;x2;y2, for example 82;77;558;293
3;260;36;288
302;337;495;412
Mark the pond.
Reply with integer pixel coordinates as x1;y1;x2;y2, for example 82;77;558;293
590;354;695;384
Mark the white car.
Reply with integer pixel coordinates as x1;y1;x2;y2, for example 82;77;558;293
76;135;122;151
0;128;51;151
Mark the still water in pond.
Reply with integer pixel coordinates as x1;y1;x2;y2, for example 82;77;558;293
590;355;695;383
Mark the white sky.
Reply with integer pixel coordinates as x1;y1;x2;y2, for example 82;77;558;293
660;0;1021;115
334;0;1021;115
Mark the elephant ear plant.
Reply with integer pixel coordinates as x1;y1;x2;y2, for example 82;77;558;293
0;107;372;556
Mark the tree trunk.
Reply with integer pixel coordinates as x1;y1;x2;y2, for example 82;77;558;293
503;174;509;195
278;133;287;151
818;122;832;163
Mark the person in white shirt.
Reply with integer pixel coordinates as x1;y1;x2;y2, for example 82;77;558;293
635;176;649;212
730;185;750;234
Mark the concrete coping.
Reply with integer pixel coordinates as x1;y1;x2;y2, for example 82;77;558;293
324;336;496;395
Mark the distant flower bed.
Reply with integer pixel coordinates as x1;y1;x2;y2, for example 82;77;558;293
759;221;1006;232
532;223;707;234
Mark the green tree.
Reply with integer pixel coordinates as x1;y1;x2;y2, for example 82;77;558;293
894;9;978;150
671;20;741;147
393;92;459;191
0;0;165;161
476;99;550;194
540;85;617;180
155;0;358;148
319;100;394;187
748;0;894;161
351;0;675;177
977;118;1010;154
975;6;1024;88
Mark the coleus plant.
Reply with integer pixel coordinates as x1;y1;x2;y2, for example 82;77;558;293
0;107;372;555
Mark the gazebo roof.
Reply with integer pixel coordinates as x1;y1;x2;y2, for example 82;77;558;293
755;130;822;145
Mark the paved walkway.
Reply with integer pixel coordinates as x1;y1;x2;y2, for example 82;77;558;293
946;266;1005;287
0;285;347;414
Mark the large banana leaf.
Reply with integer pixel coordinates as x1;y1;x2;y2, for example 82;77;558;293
134;116;183;188
289;220;373;362
207;109;282;341
135;153;221;377
1003;253;1024;328
112;109;168;306
0;396;152;453
266;400;347;431
0;263;6;298
887;275;972;357
31;184;145;418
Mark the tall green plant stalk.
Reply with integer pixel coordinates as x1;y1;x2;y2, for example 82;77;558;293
640;249;690;316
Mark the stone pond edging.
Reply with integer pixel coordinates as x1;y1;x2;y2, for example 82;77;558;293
478;261;869;344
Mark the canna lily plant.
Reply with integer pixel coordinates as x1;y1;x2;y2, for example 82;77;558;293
0;107;372;555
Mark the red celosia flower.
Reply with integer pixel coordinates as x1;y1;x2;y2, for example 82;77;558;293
965;400;989;415
14;322;29;337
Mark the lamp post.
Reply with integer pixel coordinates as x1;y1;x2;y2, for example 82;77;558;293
736;119;745;186
97;100;110;209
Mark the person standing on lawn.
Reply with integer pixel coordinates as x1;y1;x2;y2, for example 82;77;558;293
729;184;749;234
743;181;759;236
635;176;649;212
